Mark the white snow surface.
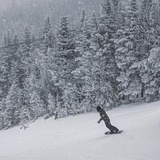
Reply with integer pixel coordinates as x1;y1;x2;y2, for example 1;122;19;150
0;101;160;160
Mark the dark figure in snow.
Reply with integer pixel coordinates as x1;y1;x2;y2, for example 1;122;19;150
97;106;119;133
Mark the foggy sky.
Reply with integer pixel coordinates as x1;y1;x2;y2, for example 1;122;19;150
0;0;23;10
0;0;9;10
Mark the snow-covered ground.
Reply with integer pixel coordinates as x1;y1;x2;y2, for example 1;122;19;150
0;101;160;160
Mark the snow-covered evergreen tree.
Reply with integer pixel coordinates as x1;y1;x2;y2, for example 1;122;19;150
46;93;56;118
30;90;44;119
4;80;21;128
115;0;143;102
40;16;54;54
96;0;120;106
53;16;77;115
131;47;160;102
56;16;76;84
0;99;6;129
139;0;153;58
144;47;160;101
0;33;14;99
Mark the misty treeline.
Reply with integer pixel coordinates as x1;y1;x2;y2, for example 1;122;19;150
0;0;102;40
0;0;160;129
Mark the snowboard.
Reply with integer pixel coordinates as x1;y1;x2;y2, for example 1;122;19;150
105;130;123;135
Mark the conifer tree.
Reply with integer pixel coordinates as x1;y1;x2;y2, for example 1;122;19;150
29;90;44;119
41;16;54;54
0;33;14;99
97;0;120;106
4;80;21;128
145;47;160;101
18;77;37;125
0;99;6;129
74;11;96;109
45;93;57;118
56;18;75;84
54;16;77;114
115;0;143;102
133;47;160;102
139;0;153;58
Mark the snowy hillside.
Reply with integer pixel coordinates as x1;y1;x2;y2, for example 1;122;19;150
0;101;160;160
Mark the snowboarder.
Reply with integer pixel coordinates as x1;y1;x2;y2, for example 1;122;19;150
97;106;119;133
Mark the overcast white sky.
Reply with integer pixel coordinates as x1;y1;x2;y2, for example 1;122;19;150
0;0;8;10
0;0;23;10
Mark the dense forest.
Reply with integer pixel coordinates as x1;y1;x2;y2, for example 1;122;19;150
0;0;160;129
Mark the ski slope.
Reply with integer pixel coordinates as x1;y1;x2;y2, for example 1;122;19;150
0;101;160;160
